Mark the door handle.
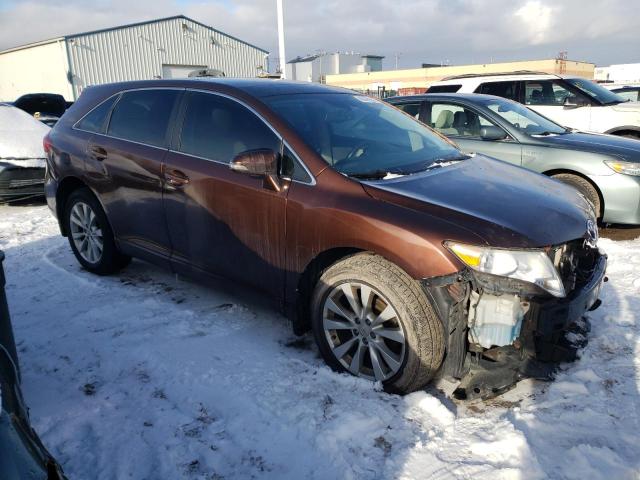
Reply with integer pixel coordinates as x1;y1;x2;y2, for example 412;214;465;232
164;168;190;188
88;144;107;161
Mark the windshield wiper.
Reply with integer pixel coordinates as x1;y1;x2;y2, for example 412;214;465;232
346;169;390;180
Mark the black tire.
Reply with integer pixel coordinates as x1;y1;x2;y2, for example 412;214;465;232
620;133;640;141
310;253;445;394
64;188;130;275
552;173;602;219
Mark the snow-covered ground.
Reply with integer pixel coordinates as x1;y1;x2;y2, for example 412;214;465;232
1;203;639;480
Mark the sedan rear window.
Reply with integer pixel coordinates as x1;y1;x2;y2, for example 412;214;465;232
427;84;462;93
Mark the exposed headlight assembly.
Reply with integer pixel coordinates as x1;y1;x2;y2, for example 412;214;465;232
604;159;640;176
445;242;566;298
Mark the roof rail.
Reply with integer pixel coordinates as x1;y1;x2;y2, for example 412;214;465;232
440;70;558;81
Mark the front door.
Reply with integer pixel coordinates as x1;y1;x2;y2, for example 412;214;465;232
523;80;592;131
162;91;288;297
84;88;181;262
424;101;522;166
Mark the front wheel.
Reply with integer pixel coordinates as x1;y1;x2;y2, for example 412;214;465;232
64;188;130;275
311;253;444;394
552;173;602;219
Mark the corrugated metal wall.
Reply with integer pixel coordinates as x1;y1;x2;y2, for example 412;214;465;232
66;17;268;99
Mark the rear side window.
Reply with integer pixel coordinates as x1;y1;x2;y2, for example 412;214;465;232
177;92;280;164
475;81;519;101
396;102;422;119
427;84;462;93
76;95;119;133
107;89;179;147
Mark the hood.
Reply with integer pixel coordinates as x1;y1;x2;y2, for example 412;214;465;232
0;105;50;160
363;155;593;248
536;131;640;162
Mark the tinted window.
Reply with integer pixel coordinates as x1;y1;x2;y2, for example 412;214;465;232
476;81;519;101
429;102;495;137
178;92;280;164
281;145;312;183
427;84;462;93
107;89;179;147
264;93;464;178
77;95;119;133
565;78;626;105
396;102;421;119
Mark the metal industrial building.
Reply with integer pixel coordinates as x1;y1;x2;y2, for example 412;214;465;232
286;52;384;83
0;15;268;101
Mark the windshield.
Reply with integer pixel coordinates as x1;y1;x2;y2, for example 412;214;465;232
565;78;626;105
479;97;567;135
263;93;465;178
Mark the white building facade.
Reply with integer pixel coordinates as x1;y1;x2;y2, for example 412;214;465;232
0;15;268;101
595;63;640;84
286;52;383;83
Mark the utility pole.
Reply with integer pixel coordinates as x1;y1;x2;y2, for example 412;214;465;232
395;52;402;70
277;0;286;79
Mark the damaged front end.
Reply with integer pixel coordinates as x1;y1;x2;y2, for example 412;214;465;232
424;238;607;401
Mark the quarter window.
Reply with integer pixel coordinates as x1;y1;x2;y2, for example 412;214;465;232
107;89;179;147
281;145;312;183
429;103;495;137
178;92;280;164
77;95;119;133
476;81;519;101
396;102;421;119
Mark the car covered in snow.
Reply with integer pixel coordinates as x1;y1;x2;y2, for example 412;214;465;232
0;250;67;479
0;103;50;202
387;93;640;225
44;79;606;398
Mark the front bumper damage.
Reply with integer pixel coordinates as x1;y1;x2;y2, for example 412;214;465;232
423;244;607;400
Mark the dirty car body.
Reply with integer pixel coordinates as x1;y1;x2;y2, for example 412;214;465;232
44;79;606;397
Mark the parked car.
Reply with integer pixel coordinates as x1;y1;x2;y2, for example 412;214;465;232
0;103;50;202
0;251;67;479
45;79;606;398
387;93;640;224
13;93;68;127
607;85;640;103
427;72;640;138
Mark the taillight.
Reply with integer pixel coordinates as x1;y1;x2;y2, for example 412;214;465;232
43;132;53;155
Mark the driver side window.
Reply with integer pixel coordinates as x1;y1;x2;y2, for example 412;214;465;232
428;103;494;138
525;80;589;106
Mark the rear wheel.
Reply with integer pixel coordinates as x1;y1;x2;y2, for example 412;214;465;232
64;188;130;275
311;253;444;394
552;173;601;219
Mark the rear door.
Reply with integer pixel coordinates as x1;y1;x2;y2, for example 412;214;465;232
423;101;522;165
84;88;182;263
162;90;289;297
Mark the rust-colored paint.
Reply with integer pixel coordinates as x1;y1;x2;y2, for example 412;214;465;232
45;78;556;312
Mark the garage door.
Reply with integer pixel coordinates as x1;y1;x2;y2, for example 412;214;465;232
162;64;206;79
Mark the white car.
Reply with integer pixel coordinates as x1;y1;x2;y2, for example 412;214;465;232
0;103;50;201
427;72;640;139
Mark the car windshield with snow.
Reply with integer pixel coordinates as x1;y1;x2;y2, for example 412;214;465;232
43;79;606;398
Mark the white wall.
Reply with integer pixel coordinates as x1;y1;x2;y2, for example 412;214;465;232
0;40;73;101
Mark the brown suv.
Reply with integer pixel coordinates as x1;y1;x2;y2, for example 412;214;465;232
44;79;606;398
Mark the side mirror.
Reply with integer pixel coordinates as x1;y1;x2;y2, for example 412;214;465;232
563;96;589;109
480;126;508;141
230;149;279;177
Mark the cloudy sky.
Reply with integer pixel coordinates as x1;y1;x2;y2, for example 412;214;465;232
0;0;638;70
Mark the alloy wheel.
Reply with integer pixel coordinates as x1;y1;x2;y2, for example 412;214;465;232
69;201;104;264
322;282;406;382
